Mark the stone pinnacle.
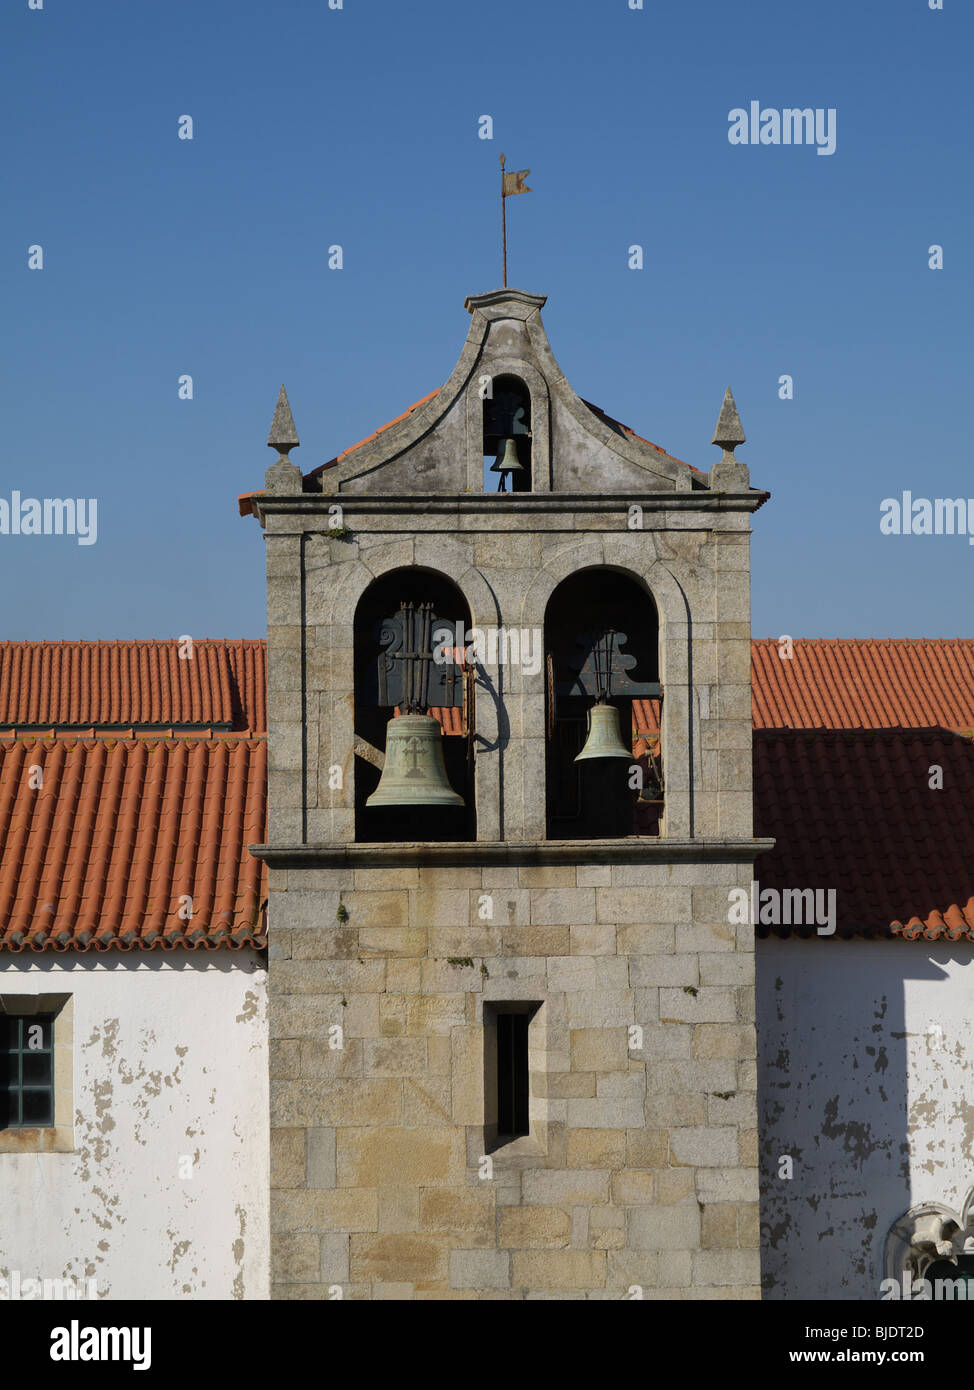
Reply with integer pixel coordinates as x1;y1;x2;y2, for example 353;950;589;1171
711;387;746;453
267;384;300;455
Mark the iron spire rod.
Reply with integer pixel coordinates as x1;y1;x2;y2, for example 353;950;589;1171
500;152;508;288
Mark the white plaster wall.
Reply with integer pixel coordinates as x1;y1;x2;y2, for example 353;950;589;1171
0;952;269;1300
757;937;974;1300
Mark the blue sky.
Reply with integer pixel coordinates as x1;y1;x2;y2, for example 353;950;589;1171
1;0;969;640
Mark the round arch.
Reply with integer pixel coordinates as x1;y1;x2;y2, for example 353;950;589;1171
541;564;662;841
519;549;688;637
323;542;498;636
352;565;475;843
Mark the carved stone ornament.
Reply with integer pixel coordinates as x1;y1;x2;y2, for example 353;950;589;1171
885;1188;974;1293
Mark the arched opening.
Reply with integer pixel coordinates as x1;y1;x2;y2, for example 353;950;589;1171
483;375;532;493
354;567;475;842
544;568;661;840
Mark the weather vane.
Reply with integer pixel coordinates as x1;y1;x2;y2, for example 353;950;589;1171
499;153;531;287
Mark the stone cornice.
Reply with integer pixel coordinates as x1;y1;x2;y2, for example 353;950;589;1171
254;491;770;524
250;838;775;868
464;288;548;318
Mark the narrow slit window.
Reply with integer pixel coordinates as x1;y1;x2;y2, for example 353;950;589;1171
496;1012;530;1139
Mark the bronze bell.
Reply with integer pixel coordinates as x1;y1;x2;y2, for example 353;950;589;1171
367;713;464;807
489;437;525;477
574;702;632;762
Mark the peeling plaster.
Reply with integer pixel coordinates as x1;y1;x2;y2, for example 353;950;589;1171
236;990;259;1024
232;1205;246;1301
0;953;269;1300
758;939;974;1299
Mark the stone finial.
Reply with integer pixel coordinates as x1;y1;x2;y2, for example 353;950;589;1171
712;387;746;453
267;384;300;455
708;386;749;491
265;384;303;494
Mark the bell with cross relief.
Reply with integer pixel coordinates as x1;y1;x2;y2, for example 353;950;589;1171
366;713;464;807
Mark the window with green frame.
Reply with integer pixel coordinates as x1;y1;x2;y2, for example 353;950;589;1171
0;1012;54;1129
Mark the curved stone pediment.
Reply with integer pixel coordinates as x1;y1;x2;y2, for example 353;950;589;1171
310;289;709;497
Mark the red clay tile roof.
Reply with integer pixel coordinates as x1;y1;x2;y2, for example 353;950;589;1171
0;639;265;733
0;640;267;952
405;708;464;736
225;639;266;734
748;641;974;939
642;641;974;738
635;646;974;941
633;698;661;739
754;729;974;942
0;736;266;953
751;637;974;733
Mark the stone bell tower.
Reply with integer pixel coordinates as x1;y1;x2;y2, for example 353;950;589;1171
249;289;770;1299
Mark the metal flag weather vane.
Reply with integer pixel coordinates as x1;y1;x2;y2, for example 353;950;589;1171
499;153;531;287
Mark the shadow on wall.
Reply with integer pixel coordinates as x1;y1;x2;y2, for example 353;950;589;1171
756;938;951;1300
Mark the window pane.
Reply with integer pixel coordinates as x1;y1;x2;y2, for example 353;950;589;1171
0;1013;59;1129
496;1012;530;1138
22;1053;52;1085
0;1088;15;1127
21;1090;53;1126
